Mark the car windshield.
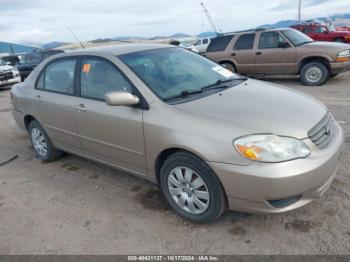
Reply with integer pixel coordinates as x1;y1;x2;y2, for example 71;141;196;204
281;29;314;46
119;47;244;102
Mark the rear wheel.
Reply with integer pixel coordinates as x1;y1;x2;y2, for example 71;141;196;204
160;151;226;224
220;62;236;73
300;61;329;86
28;120;62;162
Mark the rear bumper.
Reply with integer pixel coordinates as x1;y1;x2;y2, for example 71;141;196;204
330;61;350;74
208;123;344;214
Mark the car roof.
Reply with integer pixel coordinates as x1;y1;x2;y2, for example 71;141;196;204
63;43;172;56
222;28;292;36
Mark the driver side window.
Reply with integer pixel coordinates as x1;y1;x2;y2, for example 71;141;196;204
259;32;290;49
80;58;133;101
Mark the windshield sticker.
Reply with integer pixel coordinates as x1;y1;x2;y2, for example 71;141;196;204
82;63;91;73
212;65;234;78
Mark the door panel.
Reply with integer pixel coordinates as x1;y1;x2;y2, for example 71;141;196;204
232;34;256;74
34;91;81;151
255;31;296;74
76;57;147;175
34;58;80;152
77;99;146;175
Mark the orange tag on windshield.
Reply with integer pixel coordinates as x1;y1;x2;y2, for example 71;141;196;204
83;63;91;73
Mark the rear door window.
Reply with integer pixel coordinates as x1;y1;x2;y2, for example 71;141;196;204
233;34;256;50
206;35;233;52
42;59;76;94
80;58;133;101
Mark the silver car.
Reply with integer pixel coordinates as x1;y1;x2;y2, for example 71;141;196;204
11;44;344;223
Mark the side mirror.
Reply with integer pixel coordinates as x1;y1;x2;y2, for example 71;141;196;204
278;42;290;48
324;31;329;34
105;91;140;106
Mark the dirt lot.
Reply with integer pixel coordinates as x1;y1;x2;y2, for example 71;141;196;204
0;73;350;255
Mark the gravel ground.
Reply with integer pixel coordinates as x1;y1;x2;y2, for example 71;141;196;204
0;73;349;255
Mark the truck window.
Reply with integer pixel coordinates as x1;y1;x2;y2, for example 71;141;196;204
233;34;255;50
206;35;233;52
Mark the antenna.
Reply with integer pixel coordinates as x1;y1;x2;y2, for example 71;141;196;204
298;0;302;22
200;2;218;34
67;27;85;49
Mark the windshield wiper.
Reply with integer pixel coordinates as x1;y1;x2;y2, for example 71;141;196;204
296;41;314;46
163;89;203;101
201;77;247;91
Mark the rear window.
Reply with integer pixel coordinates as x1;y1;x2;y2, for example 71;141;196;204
206;35;233;52
233;34;255;50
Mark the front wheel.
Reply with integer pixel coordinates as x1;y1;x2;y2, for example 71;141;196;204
29;120;62;162
300;61;329;86
220;62;236;73
160;151;226;224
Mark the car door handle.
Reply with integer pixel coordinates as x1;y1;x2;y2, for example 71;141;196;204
231;53;236;56
34;94;43;103
256;52;262;55
75;104;87;111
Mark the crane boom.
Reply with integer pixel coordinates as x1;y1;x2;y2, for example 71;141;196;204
200;2;218;34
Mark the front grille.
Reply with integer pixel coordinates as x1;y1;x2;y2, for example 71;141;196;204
308;112;335;149
0;71;14;80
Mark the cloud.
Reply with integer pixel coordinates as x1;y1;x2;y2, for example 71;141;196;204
0;28;52;43
0;0;348;43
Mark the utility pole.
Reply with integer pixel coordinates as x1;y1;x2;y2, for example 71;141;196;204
298;0;302;22
200;2;218;34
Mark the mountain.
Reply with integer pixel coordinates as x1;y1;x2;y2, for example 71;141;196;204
42;41;68;49
258;13;350;29
197;31;217;38
169;33;191;38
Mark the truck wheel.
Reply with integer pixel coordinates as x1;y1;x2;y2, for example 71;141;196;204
334;38;345;43
160;151;226;224
300;61;329;86
220;62;236;73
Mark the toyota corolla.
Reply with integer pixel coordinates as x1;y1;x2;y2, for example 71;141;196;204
11;44;344;223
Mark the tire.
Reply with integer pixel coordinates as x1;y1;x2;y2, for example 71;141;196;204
220;62;236;73
334;38;345;43
300;61;330;86
28;120;62;162
160;151;226;224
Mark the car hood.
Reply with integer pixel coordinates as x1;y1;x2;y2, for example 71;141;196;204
174;79;327;139
0;65;14;72
302;41;350;51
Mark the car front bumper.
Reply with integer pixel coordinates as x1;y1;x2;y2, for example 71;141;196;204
0;76;21;87
208;122;344;214
330;61;350;74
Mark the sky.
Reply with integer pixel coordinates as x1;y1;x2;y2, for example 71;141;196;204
0;0;349;44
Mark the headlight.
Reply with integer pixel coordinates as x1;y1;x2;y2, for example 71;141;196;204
336;50;350;62
233;135;310;163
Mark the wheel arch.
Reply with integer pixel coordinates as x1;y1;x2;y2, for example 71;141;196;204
24;114;37;131
218;60;237;71
297;55;331;74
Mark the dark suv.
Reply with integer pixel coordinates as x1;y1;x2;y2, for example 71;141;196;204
16;49;64;80
204;28;350;86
